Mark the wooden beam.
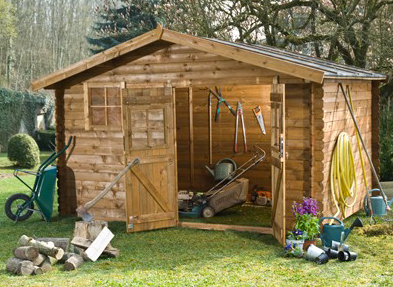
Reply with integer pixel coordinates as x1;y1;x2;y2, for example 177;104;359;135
179;222;273;235
371;81;381;186
161;29;325;84
189;87;194;187
131;166;171;212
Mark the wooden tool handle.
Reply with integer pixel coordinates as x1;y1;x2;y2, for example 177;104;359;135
83;158;139;211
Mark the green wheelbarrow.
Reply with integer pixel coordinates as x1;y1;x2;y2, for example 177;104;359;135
5;136;73;222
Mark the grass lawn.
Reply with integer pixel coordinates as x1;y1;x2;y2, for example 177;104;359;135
0;152;53;176
0;159;393;285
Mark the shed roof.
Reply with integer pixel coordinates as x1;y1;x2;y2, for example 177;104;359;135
31;25;386;91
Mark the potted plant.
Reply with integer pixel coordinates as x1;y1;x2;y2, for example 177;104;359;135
285;229;307;250
292;197;320;251
284;242;303;258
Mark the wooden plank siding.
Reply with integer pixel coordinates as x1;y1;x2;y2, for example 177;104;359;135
319;80;373;219
285;84;312;228
63;44;287;221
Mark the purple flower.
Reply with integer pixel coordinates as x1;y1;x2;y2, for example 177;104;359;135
291;197;319;217
284;244;292;250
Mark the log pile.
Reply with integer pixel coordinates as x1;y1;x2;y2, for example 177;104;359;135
5;222;119;276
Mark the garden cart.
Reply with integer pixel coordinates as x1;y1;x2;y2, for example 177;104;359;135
5;136;73;222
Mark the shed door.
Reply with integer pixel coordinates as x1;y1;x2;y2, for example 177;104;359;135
123;87;178;232
270;83;286;245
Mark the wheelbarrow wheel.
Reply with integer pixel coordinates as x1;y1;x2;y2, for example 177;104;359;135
5;193;34;222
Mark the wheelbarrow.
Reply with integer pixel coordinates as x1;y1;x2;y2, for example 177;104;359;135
5;136;73;222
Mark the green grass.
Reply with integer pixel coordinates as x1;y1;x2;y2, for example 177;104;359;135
0;152;53;175
1;165;393;285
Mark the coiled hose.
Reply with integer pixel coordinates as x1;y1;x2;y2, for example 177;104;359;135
330;132;358;218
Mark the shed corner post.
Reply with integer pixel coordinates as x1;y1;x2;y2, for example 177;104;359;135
55;88;67;216
371;80;381;186
310;83;324;205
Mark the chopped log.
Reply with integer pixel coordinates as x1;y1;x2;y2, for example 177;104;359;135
41;256;57;273
33;266;43;275
73;221;112;247
71;237;119;258
35;237;70;252
72;247;90;262
6;258;34;276
64;254;84;271
59;252;76;264
13;246;39;261
32;254;45;266
18;235;64;260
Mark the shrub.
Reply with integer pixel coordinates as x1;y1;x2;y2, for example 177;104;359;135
7;133;40;168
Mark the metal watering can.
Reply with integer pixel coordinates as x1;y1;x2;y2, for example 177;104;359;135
364;189;393;217
205;158;237;181
319;216;363;248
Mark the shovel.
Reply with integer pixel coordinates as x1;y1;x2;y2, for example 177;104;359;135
76;158;139;222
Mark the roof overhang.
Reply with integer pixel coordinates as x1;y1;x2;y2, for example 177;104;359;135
32;25;329;91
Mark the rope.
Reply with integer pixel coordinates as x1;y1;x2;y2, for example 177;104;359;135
330;132;358;218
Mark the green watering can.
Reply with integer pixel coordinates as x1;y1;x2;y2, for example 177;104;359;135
364;189;393;217
205;158;237;181
319;216;363;248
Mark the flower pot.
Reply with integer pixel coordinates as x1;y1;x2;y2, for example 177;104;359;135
303;240;316;251
285;239;304;250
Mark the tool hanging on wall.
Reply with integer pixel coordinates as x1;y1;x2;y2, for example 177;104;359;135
234;102;247;153
208;87;236;122
208;91;213;165
253;105;266;134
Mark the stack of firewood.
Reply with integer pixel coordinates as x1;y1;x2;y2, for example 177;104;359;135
6;235;84;276
6;222;119;276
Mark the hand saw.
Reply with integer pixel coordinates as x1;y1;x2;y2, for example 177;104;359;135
253;106;266;134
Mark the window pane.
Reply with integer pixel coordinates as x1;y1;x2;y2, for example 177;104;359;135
148;130;165;146
91;107;105;125
131;110;147;128
108;107;121;126
148;109;164;127
90;88;105;106
107;88;120;106
132;131;148;149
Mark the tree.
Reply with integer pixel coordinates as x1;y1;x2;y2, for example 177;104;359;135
0;0;16;86
87;0;159;54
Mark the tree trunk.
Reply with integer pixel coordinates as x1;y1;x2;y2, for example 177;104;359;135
64;254;84;271
6;258;34;276
13;246;39;261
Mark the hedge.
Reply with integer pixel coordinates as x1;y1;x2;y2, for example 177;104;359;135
0;88;54;151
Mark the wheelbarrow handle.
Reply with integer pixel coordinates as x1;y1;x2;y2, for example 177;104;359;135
66;136;73;147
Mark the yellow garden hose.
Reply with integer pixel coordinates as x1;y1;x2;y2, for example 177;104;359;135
330;132;358;218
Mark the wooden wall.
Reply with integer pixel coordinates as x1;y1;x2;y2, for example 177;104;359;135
175;85;272;193
62;43;300;221
317;80;373;219
285;84;312;227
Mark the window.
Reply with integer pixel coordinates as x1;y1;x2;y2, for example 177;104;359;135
85;85;122;130
128;107;166;149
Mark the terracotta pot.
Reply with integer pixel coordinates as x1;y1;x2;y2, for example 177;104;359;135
303;240;316;251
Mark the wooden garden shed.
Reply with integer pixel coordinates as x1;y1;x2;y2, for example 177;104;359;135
32;25;386;244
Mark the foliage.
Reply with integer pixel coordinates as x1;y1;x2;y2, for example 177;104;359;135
284;242;303;258
292;197;320;240
294;213;320;240
0;88;54;151
36;129;55;151
87;0;159;54
286;229;307;241
7;133;40;168
379;93;393;180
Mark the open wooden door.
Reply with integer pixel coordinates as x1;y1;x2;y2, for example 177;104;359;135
122;87;178;232
270;81;286;245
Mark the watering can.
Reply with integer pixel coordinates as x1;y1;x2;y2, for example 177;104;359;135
205;158;237;181
319;216;363;248
364;189;393;217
